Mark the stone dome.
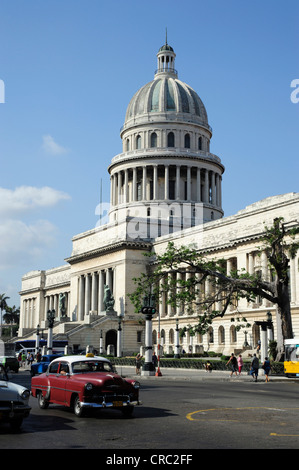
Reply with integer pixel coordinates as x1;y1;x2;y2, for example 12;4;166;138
125;77;209;124
122;42;210;134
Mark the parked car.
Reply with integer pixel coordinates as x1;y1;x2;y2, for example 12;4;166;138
31;354;141;417
0;356;19;373
30;354;63;377
0;363;31;431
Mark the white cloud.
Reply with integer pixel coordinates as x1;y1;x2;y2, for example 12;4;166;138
0;219;58;269
0;186;71;217
42;134;69;155
0;185;71;275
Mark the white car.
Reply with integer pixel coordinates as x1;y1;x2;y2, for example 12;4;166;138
0;363;31;431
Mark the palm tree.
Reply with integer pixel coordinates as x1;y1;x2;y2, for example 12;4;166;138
3;305;20;337
0;294;10;338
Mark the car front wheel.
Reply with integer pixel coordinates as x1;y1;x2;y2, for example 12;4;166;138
73;396;85;417
38;391;49;409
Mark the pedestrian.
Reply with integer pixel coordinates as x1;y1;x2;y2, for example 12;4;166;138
26;352;31;368
36;350;41;362
262;357;271;382
226;353;238;377
21;352;26;368
250;353;259;381
237;354;243;375
152;352;158;371
17;353;22;367
205;360;213;372
29;353;34;366
135;353;142;375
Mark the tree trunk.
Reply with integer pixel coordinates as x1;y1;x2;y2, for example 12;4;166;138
275;282;293;361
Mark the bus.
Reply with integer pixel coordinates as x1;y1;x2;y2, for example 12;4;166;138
284;338;299;377
14;339;68;356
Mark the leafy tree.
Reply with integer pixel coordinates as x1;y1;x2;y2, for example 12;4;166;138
129;218;299;360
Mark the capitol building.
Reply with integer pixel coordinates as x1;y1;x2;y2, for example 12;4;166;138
19;41;299;356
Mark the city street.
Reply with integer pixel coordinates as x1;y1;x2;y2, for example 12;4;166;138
2;368;299;451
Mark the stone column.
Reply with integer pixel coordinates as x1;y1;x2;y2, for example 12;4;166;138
204;169;209;203
197;168;201;202
164;165;169;200
124;169;128;203
133;167;137;201
84;274;91;316
153;165;158;199
187;166;191;201
98;270;104;313
176;165;180;200
118;172;122;205
91;272;98;313
78;275;85;321
142;166;147;200
211;172;216;205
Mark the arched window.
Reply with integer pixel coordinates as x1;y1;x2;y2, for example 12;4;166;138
126;139;130;151
136;135;141;149
198;136;202;150
150;132;157;148
167;132;175;147
218;326;225;344
169;329;174;344
208;327;214;343
230;325;237;344
184;133;190;148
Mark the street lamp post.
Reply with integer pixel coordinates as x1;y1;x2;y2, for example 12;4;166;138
142;312;155;376
99;330;103;355
117;317;122;358
155;309;162;377
35;324;40;355
174;318;180;358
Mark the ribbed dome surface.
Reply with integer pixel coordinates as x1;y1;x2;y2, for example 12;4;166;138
124;77;209;126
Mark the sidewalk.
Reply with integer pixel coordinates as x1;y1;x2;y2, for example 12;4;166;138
116;365;290;382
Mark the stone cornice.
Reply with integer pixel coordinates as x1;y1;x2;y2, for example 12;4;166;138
65;240;152;264
108;149;224;173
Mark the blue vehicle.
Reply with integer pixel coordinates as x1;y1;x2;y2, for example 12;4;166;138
30;354;63;377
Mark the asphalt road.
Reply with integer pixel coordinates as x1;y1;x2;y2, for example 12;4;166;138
2;368;299;453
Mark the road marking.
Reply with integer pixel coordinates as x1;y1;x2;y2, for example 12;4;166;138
186;407;299;422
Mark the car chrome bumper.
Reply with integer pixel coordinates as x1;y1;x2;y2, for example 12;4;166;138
0;403;31;418
81;399;142;409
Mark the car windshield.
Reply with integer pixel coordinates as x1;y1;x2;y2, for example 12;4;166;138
71;360;115;374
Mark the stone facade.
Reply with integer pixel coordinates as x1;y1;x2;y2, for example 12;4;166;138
18;41;299;356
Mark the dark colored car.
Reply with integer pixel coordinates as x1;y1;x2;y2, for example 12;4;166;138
31;355;141;417
30;354;63;376
0;356;19;373
0;363;31;430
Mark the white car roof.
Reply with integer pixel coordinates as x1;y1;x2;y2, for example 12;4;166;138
51;355;110;364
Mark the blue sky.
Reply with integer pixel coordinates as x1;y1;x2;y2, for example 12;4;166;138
0;0;298;308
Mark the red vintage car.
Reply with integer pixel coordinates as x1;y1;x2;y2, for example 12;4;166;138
31;355;141;417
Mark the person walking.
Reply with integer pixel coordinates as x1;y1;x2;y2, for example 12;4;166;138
237;354;244;375
250;353;259;381
262;357;271;382
226;353;238;377
152;352;158;371
135;353;142;375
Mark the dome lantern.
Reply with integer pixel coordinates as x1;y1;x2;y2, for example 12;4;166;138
155;37;177;78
